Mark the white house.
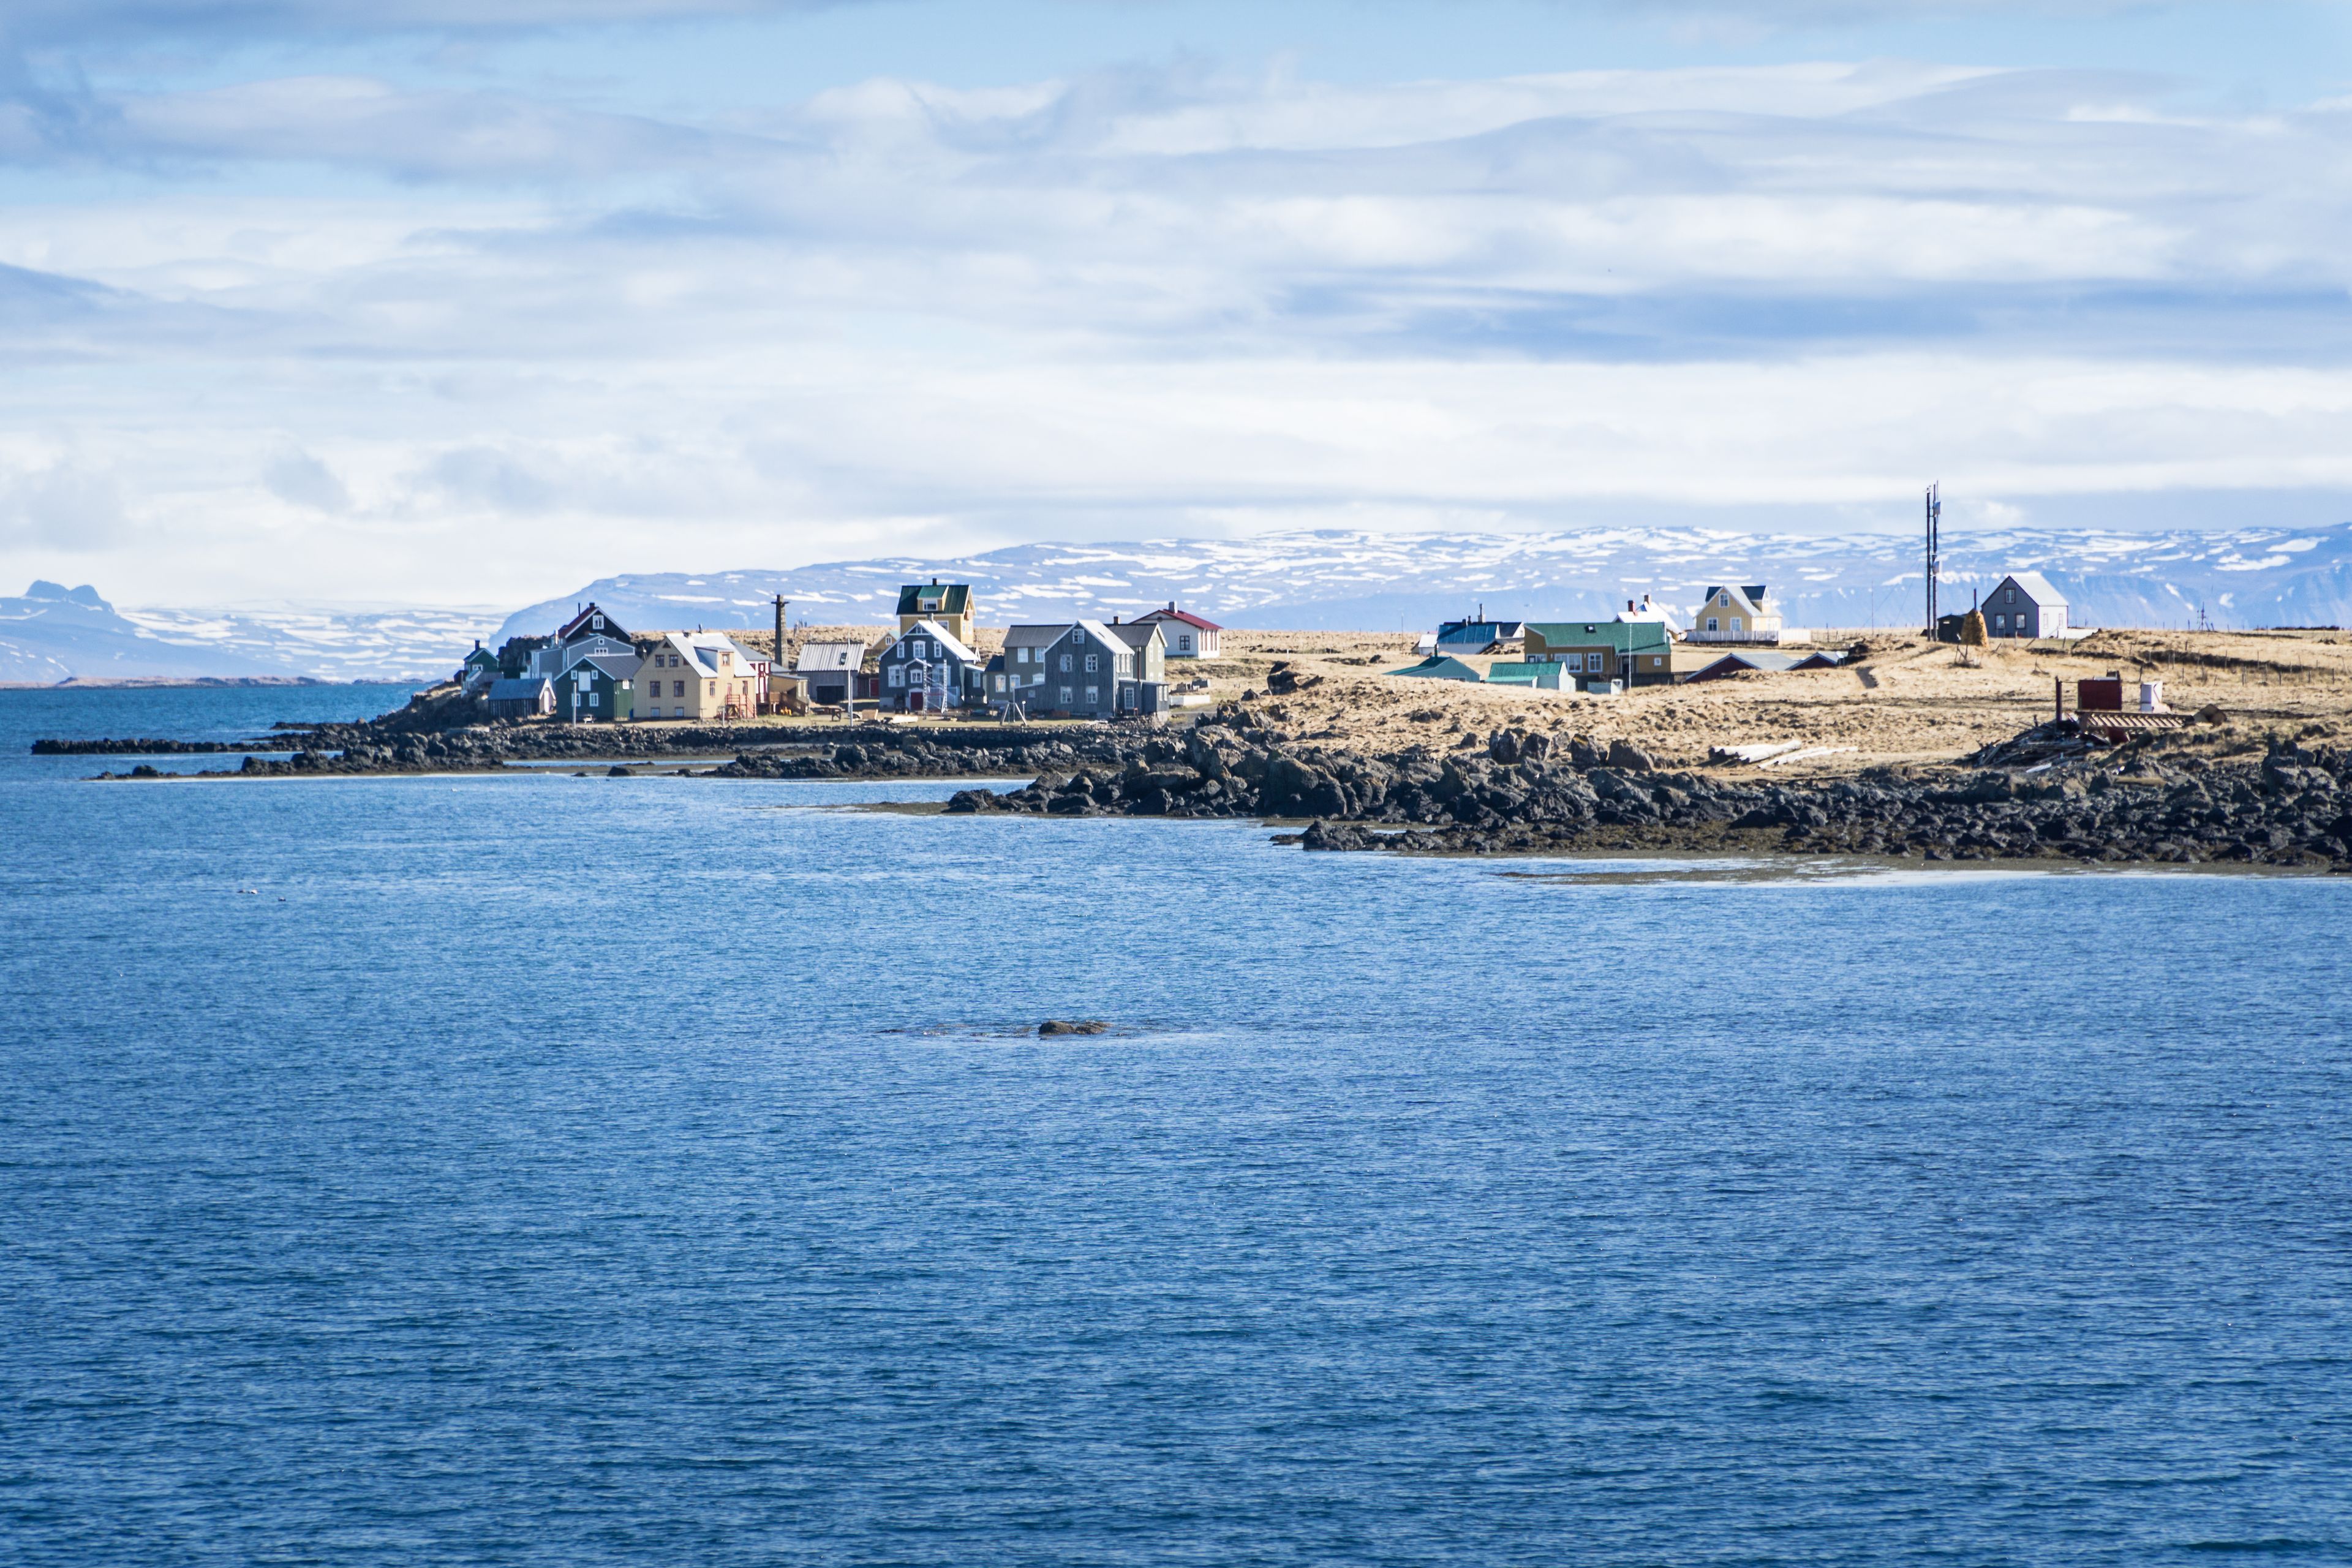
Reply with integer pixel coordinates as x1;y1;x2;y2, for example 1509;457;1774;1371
1985;573;2068;639
1135;603;1224;658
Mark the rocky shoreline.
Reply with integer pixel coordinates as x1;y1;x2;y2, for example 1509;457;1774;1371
940;719;2352;870
48;692;2352;870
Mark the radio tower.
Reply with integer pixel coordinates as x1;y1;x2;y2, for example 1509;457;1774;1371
1923;483;1942;636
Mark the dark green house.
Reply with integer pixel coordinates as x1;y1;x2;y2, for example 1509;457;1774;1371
554;654;639;723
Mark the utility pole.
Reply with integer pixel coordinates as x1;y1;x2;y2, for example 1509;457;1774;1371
1923;483;1942;636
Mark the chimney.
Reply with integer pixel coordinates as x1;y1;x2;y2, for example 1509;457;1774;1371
1627;600;1635;613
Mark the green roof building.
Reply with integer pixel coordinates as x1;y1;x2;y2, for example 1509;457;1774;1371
1521;620;1674;688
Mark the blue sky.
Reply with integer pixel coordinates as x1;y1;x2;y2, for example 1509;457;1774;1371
4;1;2351;607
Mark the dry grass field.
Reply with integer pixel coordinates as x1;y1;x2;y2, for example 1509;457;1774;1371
715;622;2352;771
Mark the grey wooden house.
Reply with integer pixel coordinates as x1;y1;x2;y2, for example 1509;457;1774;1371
995;620;1166;718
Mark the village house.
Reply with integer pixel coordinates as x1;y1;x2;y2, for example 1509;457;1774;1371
554;654;639;722
1522;620;1675;688
1483;660;1574;690
1986;573;2068;639
792;640;870;707
1689;585;1789;644
635;631;760;722
486;675;555;719
1435;610;1527;654
1108;619;1169;689
879;619;984;712
528;603;636;679
994;620;1164;717
1135;603;1223;658
897;580;977;649
459;641;500;692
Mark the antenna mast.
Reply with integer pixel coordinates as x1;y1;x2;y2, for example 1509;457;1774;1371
1923;483;1942;636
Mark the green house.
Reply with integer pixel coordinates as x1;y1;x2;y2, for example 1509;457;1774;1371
555;654;638;723
1521;620;1674;687
1482;660;1570;690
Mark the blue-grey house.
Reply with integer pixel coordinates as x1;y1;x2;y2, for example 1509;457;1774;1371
879;620;984;712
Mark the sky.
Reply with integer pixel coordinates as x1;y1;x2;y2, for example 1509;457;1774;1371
4;1;2352;609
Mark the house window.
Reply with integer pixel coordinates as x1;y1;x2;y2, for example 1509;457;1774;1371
1059;654;1072;673
1059;685;1073;705
592;614;603;629
1706;617;1719;632
1730;618;1743;633
1177;634;1192;652
1993;614;2005;630
1084;654;1098;673
672;680;685;697
1085;685;1099;706
1717;594;1729;608
706;681;715;695
588;692;600;707
1016;647;1030;665
889;666;905;687
2005;588;2015;604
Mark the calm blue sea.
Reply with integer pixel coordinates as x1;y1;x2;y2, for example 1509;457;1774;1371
4;687;2349;1567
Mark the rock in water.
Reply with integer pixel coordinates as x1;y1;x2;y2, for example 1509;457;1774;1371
1038;1019;1109;1036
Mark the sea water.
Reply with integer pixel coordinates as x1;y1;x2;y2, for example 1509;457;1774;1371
3;688;2348;1566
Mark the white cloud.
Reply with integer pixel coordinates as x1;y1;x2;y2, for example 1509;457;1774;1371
6;53;2352;606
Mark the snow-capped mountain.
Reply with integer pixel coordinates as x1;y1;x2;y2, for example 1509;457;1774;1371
8;522;2346;684
500;523;2352;641
0;581;500;685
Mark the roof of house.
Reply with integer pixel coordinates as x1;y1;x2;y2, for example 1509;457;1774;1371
556;602;627;642
1003;622;1076;650
1437;618;1526;640
794;641;869;673
1003;620;1139;652
1686;649;1839;679
896;581;972;617
642;630;756;677
1385;655;1488;682
725;636;770;669
1525;620;1673;652
889;619;979;665
575;654;640;681
1999;571;2067;606
1137;604;1223;633
1105;620;1164;654
487;677;551;700
1702;585;1772;612
1483;661;1555;685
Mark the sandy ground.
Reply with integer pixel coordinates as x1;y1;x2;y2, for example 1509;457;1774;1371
707;623;2352;772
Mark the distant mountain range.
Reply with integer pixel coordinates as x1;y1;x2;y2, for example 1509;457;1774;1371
499;523;2352;643
7;522;2348;683
0;581;502;685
